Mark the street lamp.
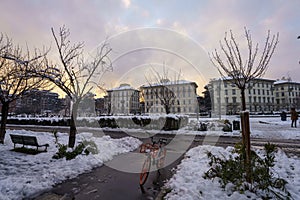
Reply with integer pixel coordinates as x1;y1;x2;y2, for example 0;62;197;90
298;36;300;64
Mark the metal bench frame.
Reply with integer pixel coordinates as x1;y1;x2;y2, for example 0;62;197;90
10;134;49;151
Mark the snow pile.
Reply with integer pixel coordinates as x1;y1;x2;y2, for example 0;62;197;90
165;145;300;199
0;130;141;200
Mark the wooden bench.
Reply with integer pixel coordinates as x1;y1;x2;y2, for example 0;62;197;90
10;134;49;151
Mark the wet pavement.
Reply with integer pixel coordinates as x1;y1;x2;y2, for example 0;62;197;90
31;149;184;200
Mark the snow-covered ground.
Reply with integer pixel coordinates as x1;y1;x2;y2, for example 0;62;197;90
0;130;141;200
1;116;299;200
102;116;300;140
163;116;300;199
164;145;300;200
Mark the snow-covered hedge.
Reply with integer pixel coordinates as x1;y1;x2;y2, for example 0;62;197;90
6;115;189;130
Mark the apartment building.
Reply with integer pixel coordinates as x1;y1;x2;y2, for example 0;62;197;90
14;89;63;116
273;78;300;111
106;83;140;115
140;79;198;114
208;78;276;116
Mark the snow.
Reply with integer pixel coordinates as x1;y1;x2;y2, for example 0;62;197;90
107;83;137;91
141;79;196;88
181;116;300;140
1;115;300;199
162;116;300;199
0;130;141;200
164;145;300;200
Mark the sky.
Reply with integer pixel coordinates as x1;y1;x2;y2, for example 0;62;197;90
1;0;300;97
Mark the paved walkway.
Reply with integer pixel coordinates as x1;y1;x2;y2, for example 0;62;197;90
32;150;183;200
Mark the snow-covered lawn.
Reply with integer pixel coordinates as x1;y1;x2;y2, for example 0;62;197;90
164;145;300;200
0;130;141;200
183;116;300;140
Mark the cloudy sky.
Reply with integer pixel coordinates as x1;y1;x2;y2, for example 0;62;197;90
1;0;300;96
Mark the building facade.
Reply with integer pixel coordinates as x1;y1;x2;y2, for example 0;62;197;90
106;84;140;115
208;78;276;116
140;80;198;114
273;78;300;111
14;89;63;116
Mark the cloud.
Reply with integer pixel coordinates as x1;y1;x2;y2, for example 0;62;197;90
122;0;131;8
1;0;300;97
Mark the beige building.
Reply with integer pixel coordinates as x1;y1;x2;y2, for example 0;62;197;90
208;78;276;116
273;78;300;111
140;80;198;114
106;84;140;115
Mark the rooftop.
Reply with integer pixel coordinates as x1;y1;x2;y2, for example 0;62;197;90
141;80;198;88
107;83;138;91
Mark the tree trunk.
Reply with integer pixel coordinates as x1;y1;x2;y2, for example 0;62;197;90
241;111;251;182
240;89;252;182
241;88;246;111
0;102;9;144
240;88;246;145
68;102;78;148
165;105;170;114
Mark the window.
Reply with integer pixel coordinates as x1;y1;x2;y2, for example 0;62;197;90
232;97;237;103
253;89;256;95
225;97;229;104
225;90;228;95
232;89;236;95
258;89;260;95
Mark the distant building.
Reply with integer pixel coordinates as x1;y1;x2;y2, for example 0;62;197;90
106;84;140;115
15;89;62;116
208;77;276;116
273;78;300;111
140;80;198;114
95;98;105;115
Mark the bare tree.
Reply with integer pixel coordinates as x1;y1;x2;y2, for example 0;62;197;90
210;28;279;111
144;67;181;114
39;26;112;147
210;27;279;182
0;34;48;143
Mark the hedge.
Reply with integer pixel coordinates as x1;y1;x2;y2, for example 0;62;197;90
4;115;188;130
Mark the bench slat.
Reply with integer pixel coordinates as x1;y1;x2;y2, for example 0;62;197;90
22;136;38;146
10;134;49;151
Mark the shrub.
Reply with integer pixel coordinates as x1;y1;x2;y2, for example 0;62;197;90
203;143;291;199
52;140;96;160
